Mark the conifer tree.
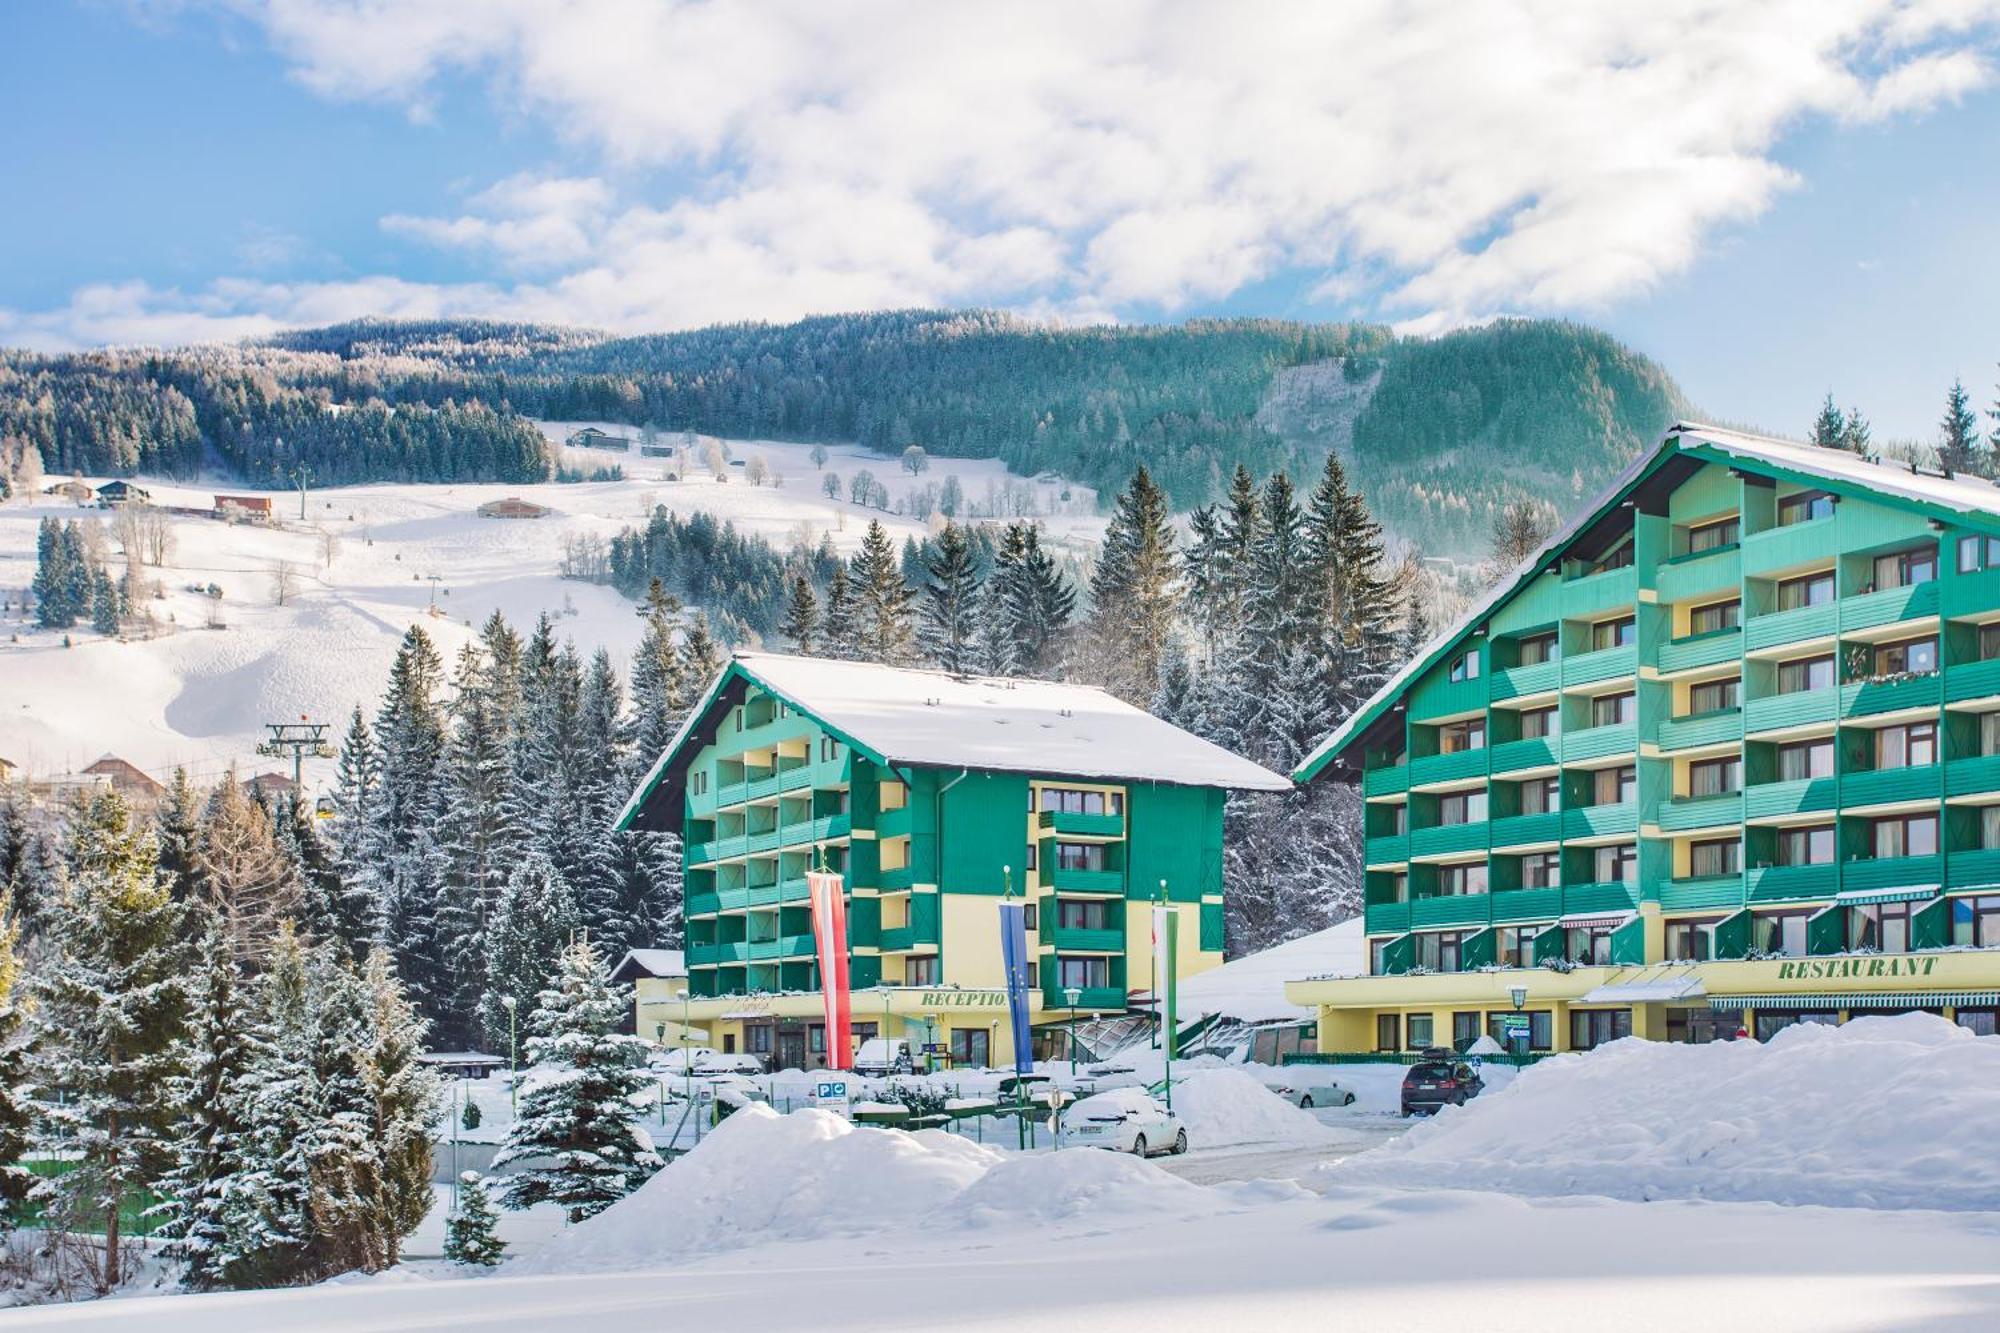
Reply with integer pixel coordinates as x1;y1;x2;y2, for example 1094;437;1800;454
90;564;121;636
820;564;857;659
1843;406;1872;454
1304;451;1397;718
1810;392;1849;450
780;574;819;654
1940;377;1985;476
154;766;205;907
480;854;580;1052
353;950;439;1271
0;884;31;1231
371;626;452;1027
494;935;662;1221
678;613;724;695
32;516;75;628
1088;467;1179;702
196;774;303;962
29;790;188;1293
627;583;687;766
976;525;1025;676
443;1172;505;1266
918;521;980;672
849;519;917;665
275;792;368;957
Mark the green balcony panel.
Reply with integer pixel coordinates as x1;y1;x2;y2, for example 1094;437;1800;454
685;890;721;918
1037;809;1125;839
1492;660;1561;701
1531;923;1566;965
1657;628;1743;674
1459;927;1498;970
879;865;916;891
1488;811;1564;848
718;781;750;808
1656;709;1743;751
1841;580;1939;633
1657;792;1743;832
1712;907;1754;960
1946;658;2000;705
1561;566;1638;619
1743;603;1837;654
1947;848;2000;891
1561;722;1636;763
1561;645;1638;688
1610;914;1647;965
1841;674;1942;719
1365;833;1411;864
876;806;914;839
1749;863;1837;901
1839;764;1943;809
1042;985;1127;1011
1562;881;1640;915
746;773;782;801
1944;566;2000;618
1408;748;1489;787
1658;874;1747;911
1743;689;1839;734
1911;895;1952;949
1657;547;1743;603
1741;517;1834;576
1378;933;1415;976
1365;900;1412;935
1408;893;1492;929
1048;866;1124;894
1840;854;1942;895
1050;924;1124;952
1489;737;1559;774
1412;675;1489;724
1489;886;1562;923
1409;821;1489;858
1807;905;1846;955
1562;803;1637;840
1362;764;1411;798
1743;777;1838;821
746;829;781;854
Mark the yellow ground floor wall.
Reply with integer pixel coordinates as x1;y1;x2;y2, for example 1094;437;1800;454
669;986;1063;1069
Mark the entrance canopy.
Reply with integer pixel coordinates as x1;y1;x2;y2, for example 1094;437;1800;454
1580;974;1707;1004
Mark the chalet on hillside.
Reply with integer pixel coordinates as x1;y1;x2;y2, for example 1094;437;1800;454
640;441;678;458
243;771;298;801
0;757;18;784
565;426;631;451
81;755;166;803
44;480;94;503
477;496;551;520
214;494;273;524
96;480;151;508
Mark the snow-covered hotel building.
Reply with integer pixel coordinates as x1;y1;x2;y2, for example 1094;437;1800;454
1289;424;2000;1052
617;653;1288;1070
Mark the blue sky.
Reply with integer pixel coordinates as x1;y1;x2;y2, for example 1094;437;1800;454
4;1;1998;443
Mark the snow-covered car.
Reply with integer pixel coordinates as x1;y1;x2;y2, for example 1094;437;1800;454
1268;1070;1356;1109
652;1046;720;1075
693;1051;766;1075
1064;1087;1187;1157
852;1038;916;1076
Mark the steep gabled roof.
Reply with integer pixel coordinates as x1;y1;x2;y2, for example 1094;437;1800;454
616;652;1290;833
1294;422;2000;786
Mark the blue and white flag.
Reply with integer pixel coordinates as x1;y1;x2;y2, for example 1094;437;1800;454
998;900;1034;1076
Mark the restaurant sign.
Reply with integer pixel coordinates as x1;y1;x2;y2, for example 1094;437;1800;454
1770;956;1940;981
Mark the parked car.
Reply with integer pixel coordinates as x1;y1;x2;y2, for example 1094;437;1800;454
1065;1088;1188;1157
1267;1070;1357;1109
853;1038;916;1077
694;1050;766;1076
1400;1050;1484;1116
653;1046;719;1075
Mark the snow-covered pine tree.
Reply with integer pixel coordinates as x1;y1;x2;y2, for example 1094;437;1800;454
479;854;580;1053
918;520;980;672
443;1172;505;1266
371;625;453;1030
1005;524;1075;676
1940;377;1985;476
29;790;188;1293
779;574;819;655
494;935;663;1222
1304;450;1398;720
849;520;917;665
678;612;724;697
330;704;383;925
195;772;303;962
0;883;32;1231
274;792;368;956
975;523;1025;676
1239;471;1312;766
353;950;441;1271
627;581;688;767
154;766;205;907
820;565;857;660
155;924;262;1288
32;516;78;628
90;564;121;636
1809;392;1850;450
1087;466;1180;702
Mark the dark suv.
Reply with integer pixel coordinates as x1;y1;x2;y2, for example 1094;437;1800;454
1400;1049;1484;1116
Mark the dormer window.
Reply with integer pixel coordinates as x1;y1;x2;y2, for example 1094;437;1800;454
1687;516;1740;554
1590;540;1635;574
1447;649;1481;683
1778;489;1835;526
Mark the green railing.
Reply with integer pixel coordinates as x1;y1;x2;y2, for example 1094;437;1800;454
1657;792;1742;832
1657;873;1746;911
1364;899;1412;934
1948;754;2000;798
1561;566;1638;618
1049;923;1125;952
1489;736;1560;774
1562;802;1637;839
1047;866;1124;894
1409;820;1489;858
1492;660;1561;701
1743;602;1837;654
1488;811;1563;848
1749;863;1836;901
1561;722;1636;763
1946;849;2000;891
1657;627;1742;674
1841;854;1943;895
1656;708;1743;751
1841;580;1939;632
1037;809;1125;839
1657;547;1742;603
1946;657;2000;704
1561;644;1638;688
1407;748;1489;787
1283;1051;1556;1067
1408;893;1492;929
1840;763;1942;809
1743;777;1838;821
1842;673;1942;718
1743;688;1838;734
1362;764;1410;797
1364;833;1411;864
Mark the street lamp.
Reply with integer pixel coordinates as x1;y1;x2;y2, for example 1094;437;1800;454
501;995;519;1115
655;1023;669;1124
1508;984;1529;1057
1063;986;1082;1076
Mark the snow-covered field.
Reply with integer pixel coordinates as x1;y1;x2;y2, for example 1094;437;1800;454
0;431;1100;791
21;1019;2000;1330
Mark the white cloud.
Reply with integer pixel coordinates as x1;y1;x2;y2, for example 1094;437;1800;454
17;0;2000;347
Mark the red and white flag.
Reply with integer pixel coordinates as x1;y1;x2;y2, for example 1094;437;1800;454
807;870;852;1069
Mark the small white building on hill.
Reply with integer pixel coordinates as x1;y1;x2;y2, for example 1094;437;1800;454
1177;917;1365;1063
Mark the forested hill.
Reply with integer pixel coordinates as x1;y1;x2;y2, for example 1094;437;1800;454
0;310;1686;558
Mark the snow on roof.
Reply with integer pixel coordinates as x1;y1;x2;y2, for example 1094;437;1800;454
611;947;687;980
1178;917;1366;1025
1683;422;2000;518
1580;974;1707;1004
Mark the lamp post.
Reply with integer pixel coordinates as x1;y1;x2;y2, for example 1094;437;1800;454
1508;984;1529;1058
655;1023;669;1124
501;995;519;1115
1064;986;1082;1076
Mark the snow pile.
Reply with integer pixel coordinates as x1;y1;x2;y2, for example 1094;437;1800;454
1332;1014;2000;1211
1170;1068;1338;1146
510;1104;997;1274
934;1146;1210;1227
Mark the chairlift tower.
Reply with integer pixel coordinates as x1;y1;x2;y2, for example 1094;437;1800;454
257;716;335;789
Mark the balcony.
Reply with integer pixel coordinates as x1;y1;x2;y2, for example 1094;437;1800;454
1561;565;1638;619
1657;791;1742;832
1563;802;1637;840
1037;809;1125;839
1409;820;1489;859
1408;748;1489;788
1048;923;1124;952
1492;659;1561;701
1407;893;1494;929
717;780;751;808
1561;644;1638;688
1840;763;1942;809
1413;675;1489;723
1841;580;1939;633
1488;811;1563;848
1364;832;1410;865
1841;853;1943;895
1943;565;2000;618
685;889;722;918
1658;873;1746;911
1561;722;1636;763
876;806;914;839
878;924;919;953
1741;515;1833;575
1047;865;1124;895
1562;881;1641;915
778;765;815;792
1489;886;1562;923
1743;602;1837;654
746;934;815;962
745;828;782;855
879;865;916;892
1042;985;1127;1012
1362;764;1410;798
1946;848;2000;891
1841;672;1942;719
1749;863;1837;901
1946;657;2000;705
1657;628;1743;674
1743;776;1838;821
745;773;783;801
1947;754;2000;799
1489;736;1559;774
1364;899;1412;935
1743;688;1838;734
1656;708;1743;751
1657;545;1743;602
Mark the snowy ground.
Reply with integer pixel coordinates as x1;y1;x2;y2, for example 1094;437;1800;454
0;429;1102;791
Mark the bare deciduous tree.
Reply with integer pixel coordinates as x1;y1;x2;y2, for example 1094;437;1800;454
316;525;341;570
269;559;298;606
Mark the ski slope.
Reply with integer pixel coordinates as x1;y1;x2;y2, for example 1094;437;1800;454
0;431;1100;794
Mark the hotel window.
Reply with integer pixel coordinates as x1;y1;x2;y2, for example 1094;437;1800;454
1688;837;1740;878
1591;691;1636;727
1777;737;1836;781
746;1024;773;1054
1984;713;2000;757
1569;924;1618;965
1487;1009;1552;1051
691;770;709;795
1983;624;2000;661
1437;862;1489;897
1406;1013;1436;1047
1448;649;1481;682
818;736;843;763
1687;516;1740;553
1590;540;1635;574
904;955;940;986
1778;489;1835;526
1778;824;1835;866
1756;911;1812;957
1411;932;1470;975
1438;790;1488;825
1957;535;2000;572
1570;1009;1633;1051
1986;806;2000;849
1056;898;1112;930
1386;871;1409;902
1386;803;1408;834
1875;721;1938;769
1438;719;1486;753
1850;902;1912;956
1872;545;1938;590
1778;654;1836;694
879;780;908;811
1521;852;1561;889
949;1028;990;1067
1687;599;1741;636
1495;927;1539;969
1594;843;1638;884
1453;1011;1483;1051
1666;917;1719;961
1591;616;1637;651
808;1024;825;1054
1687;677;1740;714
1687;756;1741;798
1519;775;1560;814
1056;956;1110;989
1376;1013;1402;1051
1873;637;1938;676
1054;842;1106;872
1518;631;1559;665
1776;570;1836;611
1593;765;1636;806
1871;813;1938;859
1951;894;2000;948
1519;705;1559;739
1039;787;1122;815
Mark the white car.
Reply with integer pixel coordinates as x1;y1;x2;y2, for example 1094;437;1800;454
693;1051;766;1075
852;1038;916;1076
653;1046;718;1076
1268;1071;1356;1109
1065;1088;1188;1157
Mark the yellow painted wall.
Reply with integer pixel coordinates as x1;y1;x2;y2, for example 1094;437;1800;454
940;892;1008;988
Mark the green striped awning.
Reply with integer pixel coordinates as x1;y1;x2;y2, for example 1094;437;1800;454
1707;992;2000;1011
1832;887;1939;906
